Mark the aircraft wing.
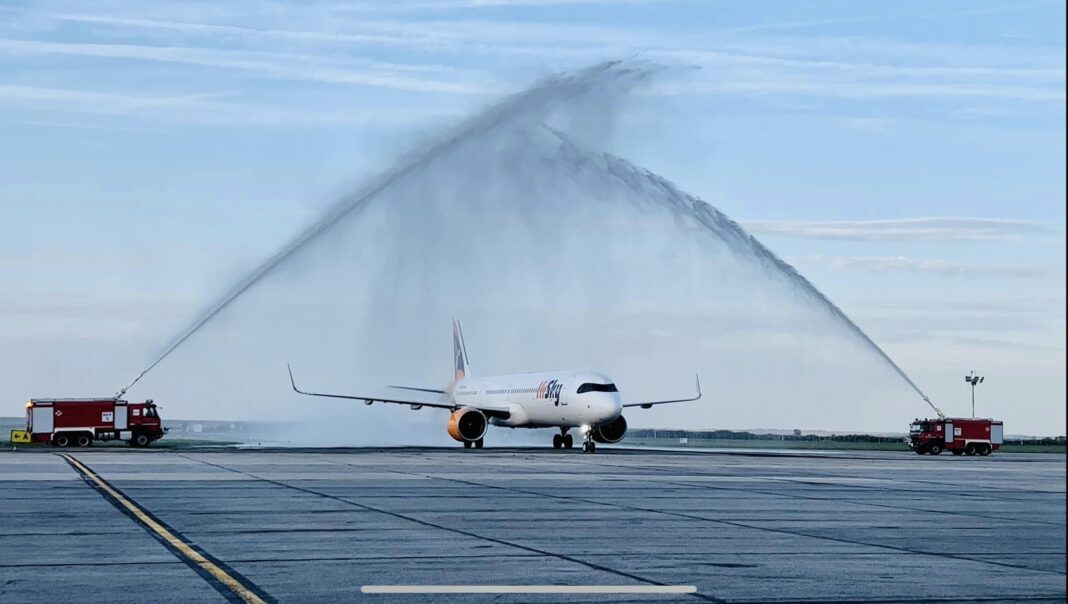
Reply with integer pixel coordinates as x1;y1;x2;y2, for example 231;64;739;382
388;385;447;395
623;374;702;409
287;365;511;417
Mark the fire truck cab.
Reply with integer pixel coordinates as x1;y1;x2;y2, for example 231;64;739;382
24;398;166;447
908;417;1003;456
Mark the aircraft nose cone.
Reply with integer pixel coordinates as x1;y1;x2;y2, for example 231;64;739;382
599;394;622;422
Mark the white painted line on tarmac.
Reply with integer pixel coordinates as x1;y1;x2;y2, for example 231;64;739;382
362;585;698;594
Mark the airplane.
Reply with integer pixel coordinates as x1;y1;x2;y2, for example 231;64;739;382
287;320;701;453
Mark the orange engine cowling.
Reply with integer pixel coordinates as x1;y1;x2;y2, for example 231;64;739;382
447;407;488;442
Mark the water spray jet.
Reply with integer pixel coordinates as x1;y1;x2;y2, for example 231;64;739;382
115;59;936;420
115;61;659;399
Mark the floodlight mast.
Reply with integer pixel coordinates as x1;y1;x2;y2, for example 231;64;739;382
965;370;984;418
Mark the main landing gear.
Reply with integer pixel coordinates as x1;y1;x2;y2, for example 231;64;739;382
463;438;484;449
552;429;574;450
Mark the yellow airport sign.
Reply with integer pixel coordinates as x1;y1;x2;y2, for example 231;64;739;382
10;430;31;444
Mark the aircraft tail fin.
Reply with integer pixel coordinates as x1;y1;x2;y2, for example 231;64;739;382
453;319;471;381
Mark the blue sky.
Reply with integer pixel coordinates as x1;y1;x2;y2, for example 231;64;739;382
0;0;1064;433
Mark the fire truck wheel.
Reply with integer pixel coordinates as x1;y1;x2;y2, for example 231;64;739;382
131;433;151;448
914;447;927;455
75;434;92;447
928;444;941;455
978;444;991;456
964;443;977;456
53;434;71;448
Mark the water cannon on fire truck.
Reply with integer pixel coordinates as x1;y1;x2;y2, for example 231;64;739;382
907;371;1002;457
11;397;167;448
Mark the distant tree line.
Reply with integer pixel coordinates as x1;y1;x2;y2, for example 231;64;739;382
1002;436;1067;446
630;429;1066;446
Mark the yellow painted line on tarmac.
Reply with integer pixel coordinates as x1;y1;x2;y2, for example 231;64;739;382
61;454;266;604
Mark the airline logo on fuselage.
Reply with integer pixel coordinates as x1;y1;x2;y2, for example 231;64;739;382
537;380;563;405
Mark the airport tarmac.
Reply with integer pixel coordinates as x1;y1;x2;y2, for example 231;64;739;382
0;447;1064;603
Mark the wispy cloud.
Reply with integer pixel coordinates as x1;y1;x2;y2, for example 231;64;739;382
792;254;1060;279
742;217;1061;242
653;47;1066;82
9;5;1061;105
0;38;491;94
940;334;1064;352
0;84;221;113
858;295;1067;316
0;84;461;124
340;0;664;8
654;78;1065;102
35;12;628;53
709;1;1062;36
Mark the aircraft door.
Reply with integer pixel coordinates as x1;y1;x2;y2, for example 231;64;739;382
556;380;569;424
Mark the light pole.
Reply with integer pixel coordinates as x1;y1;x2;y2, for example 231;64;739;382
965;371;985;418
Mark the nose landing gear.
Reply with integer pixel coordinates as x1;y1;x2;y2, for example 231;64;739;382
580;427;596;453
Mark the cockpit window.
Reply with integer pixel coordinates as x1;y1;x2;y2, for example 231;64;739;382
576;383;618;394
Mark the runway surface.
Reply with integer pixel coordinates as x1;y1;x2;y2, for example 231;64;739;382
1;447;1064;603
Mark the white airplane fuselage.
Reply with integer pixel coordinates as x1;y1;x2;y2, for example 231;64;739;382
287;320;699;452
451;370;623;429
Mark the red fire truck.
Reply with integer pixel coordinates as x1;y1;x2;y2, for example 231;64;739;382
21;398;166;447
908;417;1003;456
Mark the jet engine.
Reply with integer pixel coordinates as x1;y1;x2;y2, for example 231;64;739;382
592;415;627;444
446;407;488;443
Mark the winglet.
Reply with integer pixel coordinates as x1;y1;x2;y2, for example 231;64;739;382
624;373;703;409
287;363;304;394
